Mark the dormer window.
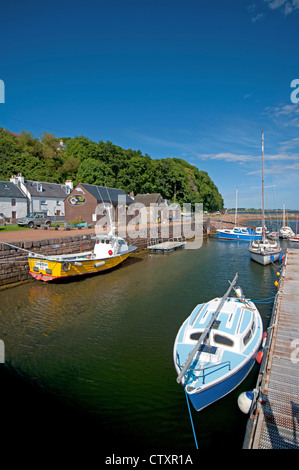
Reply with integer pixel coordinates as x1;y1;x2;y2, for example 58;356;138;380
37;183;42;192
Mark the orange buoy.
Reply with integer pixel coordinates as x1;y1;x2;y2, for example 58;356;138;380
256;350;263;363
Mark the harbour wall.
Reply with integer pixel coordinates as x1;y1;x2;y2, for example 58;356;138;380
0;221;203;288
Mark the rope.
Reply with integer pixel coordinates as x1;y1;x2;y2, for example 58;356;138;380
249;296;276;303
184;389;198;450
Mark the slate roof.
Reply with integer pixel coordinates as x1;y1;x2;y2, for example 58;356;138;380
80;184;134;204
134;193;164;205
24;180;70;198
0;181;26;198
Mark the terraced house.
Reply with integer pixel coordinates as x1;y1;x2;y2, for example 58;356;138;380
10;173;73;218
0;180;27;222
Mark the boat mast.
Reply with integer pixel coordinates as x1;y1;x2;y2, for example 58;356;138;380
261;131;265;242
176;272;239;384
235;187;238;226
283;202;285;230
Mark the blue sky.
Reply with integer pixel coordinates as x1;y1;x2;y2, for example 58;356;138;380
1;0;299;209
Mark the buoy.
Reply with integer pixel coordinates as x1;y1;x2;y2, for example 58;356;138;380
94;261;105;268
274;280;278;287
262;332;267;348
276;272;280;276
256;350;263;364
238;390;254;414
108;250;113;256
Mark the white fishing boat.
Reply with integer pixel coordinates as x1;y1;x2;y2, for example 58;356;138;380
249;132;282;265
174;273;263;411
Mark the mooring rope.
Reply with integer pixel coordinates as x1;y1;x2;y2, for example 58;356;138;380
184;389;198;450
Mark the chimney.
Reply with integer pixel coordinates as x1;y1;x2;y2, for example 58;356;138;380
10;173;24;186
65;180;73;193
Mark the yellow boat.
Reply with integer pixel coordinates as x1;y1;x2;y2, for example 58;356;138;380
28;233;137;282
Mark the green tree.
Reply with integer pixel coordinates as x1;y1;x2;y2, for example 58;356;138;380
76;158;116;186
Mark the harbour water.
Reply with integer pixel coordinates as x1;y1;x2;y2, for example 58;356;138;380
0;228;294;456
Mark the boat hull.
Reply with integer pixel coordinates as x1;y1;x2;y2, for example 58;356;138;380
249;249;281;265
28;250;136;282
216;230;261;241
186;355;256;412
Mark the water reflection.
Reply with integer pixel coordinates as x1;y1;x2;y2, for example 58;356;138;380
0;239;280;451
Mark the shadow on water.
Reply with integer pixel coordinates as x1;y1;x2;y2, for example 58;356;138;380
0;239;283;456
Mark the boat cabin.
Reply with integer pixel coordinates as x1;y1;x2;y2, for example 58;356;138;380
184;297;258;355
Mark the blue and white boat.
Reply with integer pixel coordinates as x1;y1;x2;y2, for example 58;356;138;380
216;226;262;241
216;187;262;241
174;273;263;411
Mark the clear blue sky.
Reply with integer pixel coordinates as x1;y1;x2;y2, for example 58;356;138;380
1;0;299;209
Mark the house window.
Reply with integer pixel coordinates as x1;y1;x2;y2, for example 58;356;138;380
11;198;16;206
12;211;16;219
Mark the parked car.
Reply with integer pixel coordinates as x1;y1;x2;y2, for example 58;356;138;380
18;212;51;228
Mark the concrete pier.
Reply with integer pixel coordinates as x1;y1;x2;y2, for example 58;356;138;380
243;248;299;449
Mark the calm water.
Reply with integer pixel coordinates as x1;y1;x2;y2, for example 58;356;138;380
0;230;293;456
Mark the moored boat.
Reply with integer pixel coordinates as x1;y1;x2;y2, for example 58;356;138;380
174;273;263;411
248;238;281;265
216;226;261;241
249;132;282;265
28;231;137;281
279;203;294;239
279;226;295;239
216;188;261;241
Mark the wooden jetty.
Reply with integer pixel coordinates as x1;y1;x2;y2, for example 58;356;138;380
148;238;186;252
243;248;299;449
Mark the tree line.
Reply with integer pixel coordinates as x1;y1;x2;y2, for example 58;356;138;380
0;128;224;211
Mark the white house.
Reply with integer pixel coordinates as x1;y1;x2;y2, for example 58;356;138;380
10;174;73;217
0;181;27;221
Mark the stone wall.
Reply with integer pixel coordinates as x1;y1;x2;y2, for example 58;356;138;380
0;220;205;288
0;234;95;287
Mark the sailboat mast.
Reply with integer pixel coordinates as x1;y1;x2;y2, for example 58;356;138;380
235;186;238;226
261;131;265;241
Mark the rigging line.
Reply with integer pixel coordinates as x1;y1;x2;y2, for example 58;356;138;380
185;389;198;450
1;113;75;138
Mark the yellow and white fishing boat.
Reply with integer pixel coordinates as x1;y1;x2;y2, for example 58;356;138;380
28;230;137;282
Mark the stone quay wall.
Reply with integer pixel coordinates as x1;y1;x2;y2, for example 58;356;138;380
0;220;204;288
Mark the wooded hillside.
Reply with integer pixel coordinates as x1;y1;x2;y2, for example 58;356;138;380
0;128;224;211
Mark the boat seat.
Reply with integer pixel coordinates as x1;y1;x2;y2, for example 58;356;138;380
198;344;218;355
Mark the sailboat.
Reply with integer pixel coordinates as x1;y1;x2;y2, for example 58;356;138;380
289;215;299;242
216;187;262;241
279;203;295;239
249;132;282;265
174;273;263;411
